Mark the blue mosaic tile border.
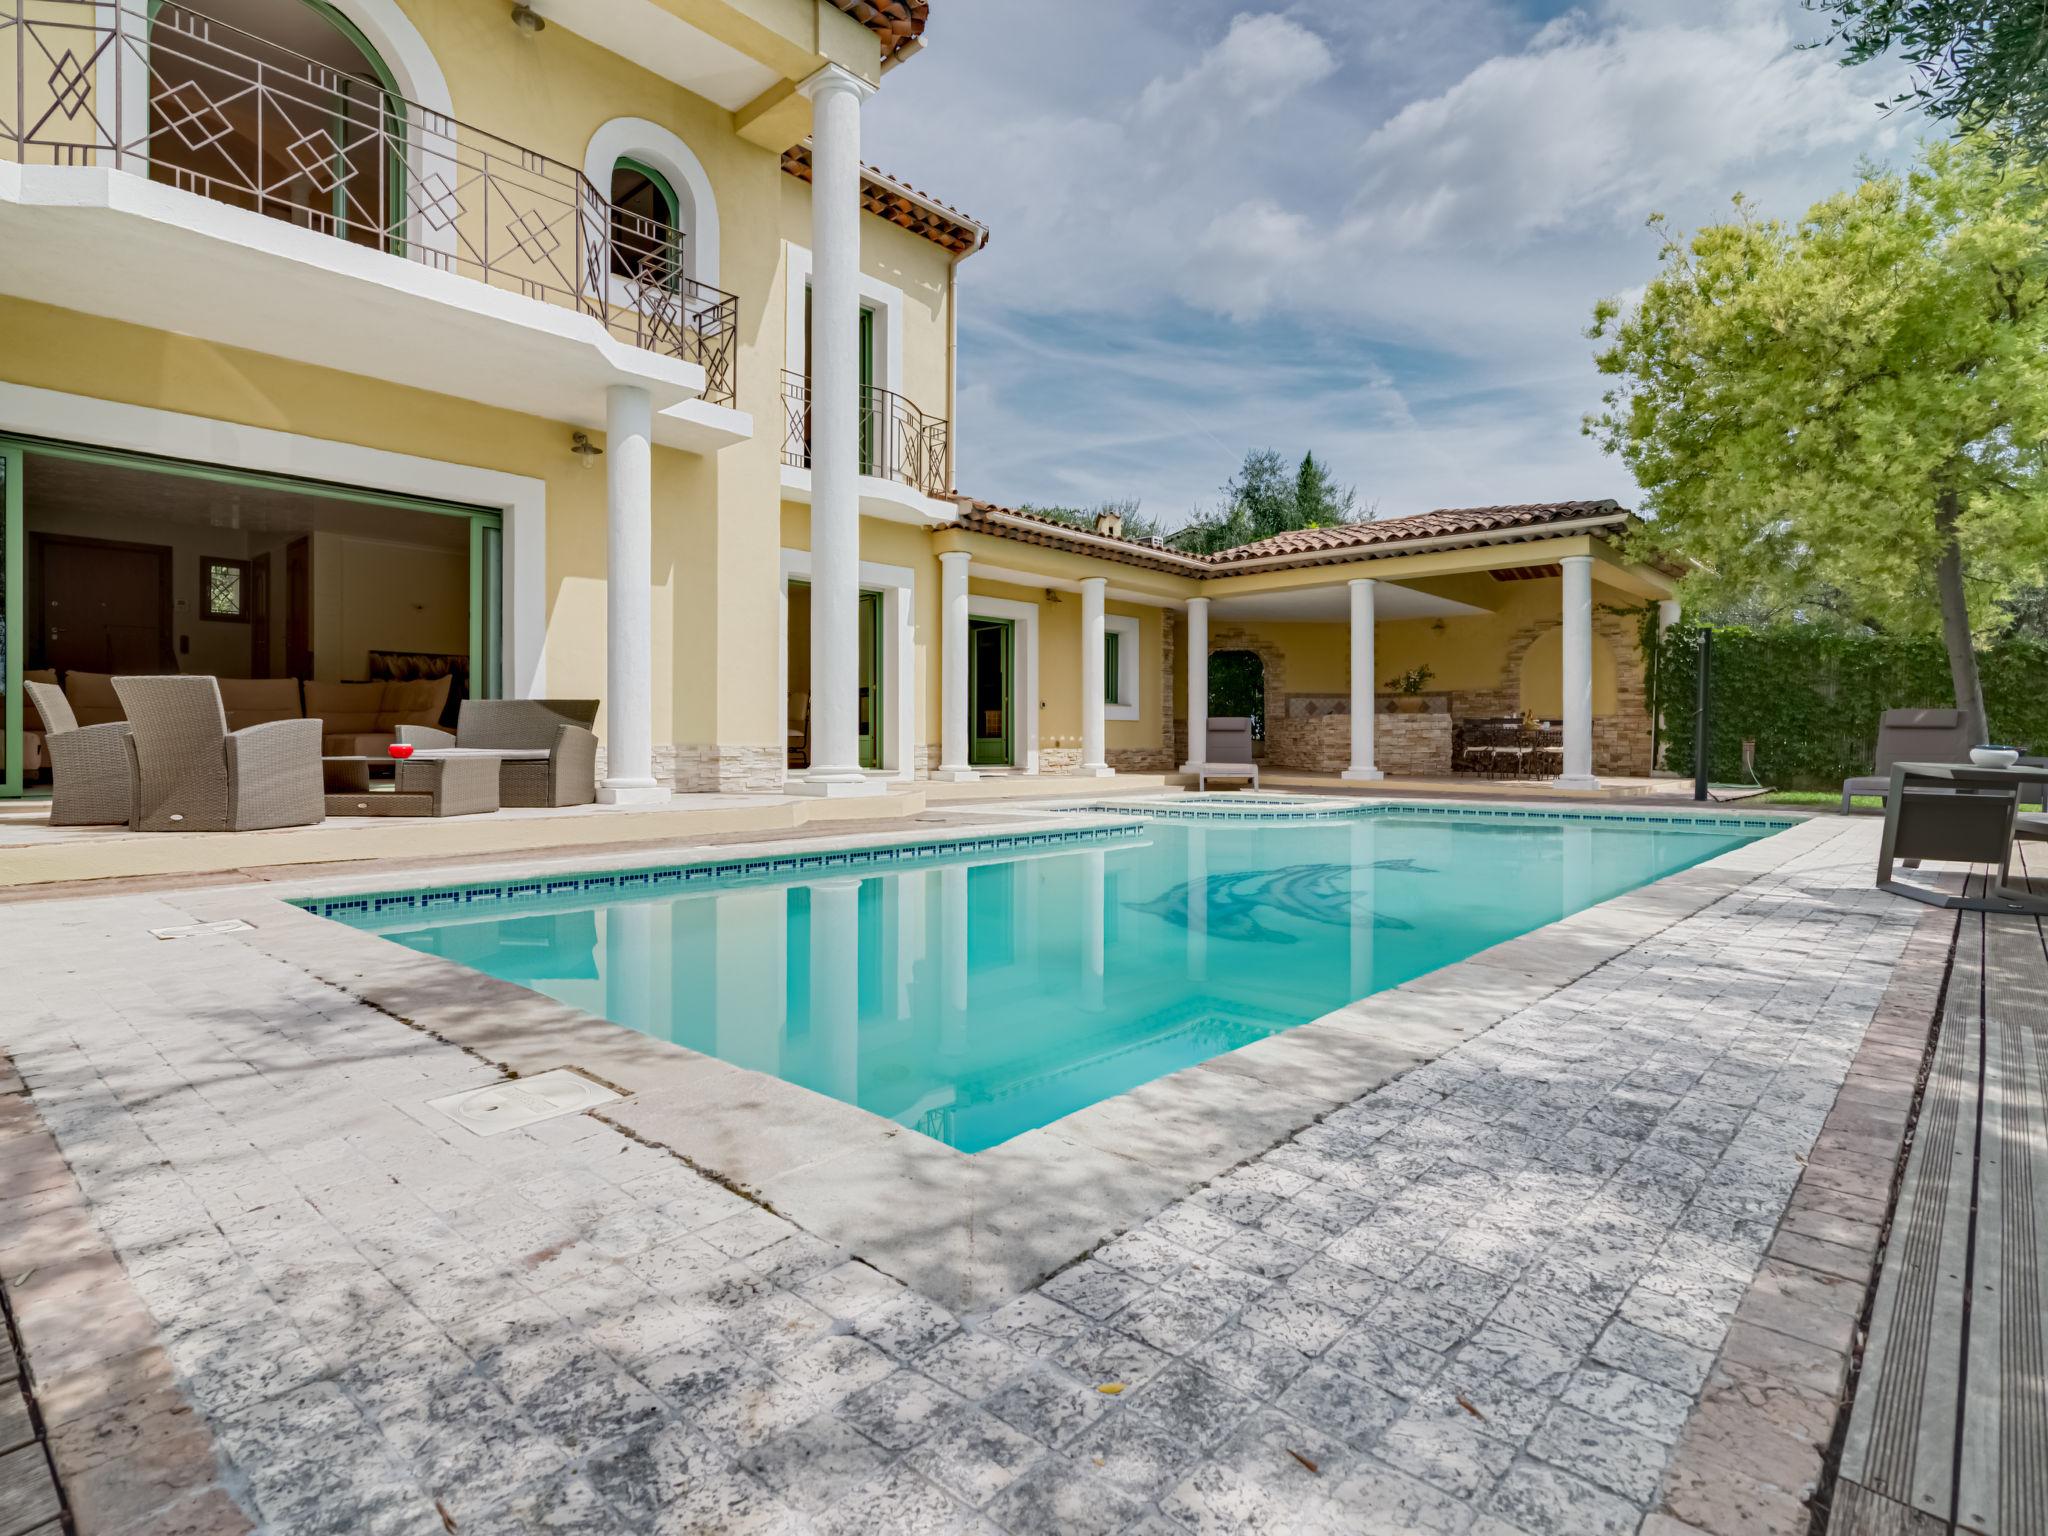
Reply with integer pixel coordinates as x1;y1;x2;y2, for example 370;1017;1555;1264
1055;800;1795;833
293;822;1145;923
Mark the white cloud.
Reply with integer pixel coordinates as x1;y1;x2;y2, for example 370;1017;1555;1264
862;0;1915;517
1135;12;1338;124
1343;2;1896;251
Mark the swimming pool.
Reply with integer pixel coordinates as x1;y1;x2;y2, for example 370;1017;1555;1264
307;804;1784;1152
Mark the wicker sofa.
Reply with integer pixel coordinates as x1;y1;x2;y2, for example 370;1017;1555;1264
36;672;450;756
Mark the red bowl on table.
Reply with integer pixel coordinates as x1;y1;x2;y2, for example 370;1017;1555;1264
388;743;415;760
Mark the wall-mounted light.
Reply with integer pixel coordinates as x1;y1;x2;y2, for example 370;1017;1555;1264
571;430;603;468
511;2;545;34
1044;588;1062;603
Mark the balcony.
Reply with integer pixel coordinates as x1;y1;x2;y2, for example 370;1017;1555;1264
782;369;951;518
1;0;741;418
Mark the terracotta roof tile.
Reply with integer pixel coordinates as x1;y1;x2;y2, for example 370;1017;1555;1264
953;501;1210;572
947;498;1635;577
781;146;988;255
829;1;928;63
1200;500;1631;566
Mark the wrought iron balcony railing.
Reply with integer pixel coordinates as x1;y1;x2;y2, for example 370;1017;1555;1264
782;370;951;499
2;0;737;404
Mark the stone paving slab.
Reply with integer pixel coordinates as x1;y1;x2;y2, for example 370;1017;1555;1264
0;814;1932;1533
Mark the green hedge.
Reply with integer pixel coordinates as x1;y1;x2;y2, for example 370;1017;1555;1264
1652;620;2048;788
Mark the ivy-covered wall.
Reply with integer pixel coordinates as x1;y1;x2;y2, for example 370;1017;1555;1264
1652;620;2048;787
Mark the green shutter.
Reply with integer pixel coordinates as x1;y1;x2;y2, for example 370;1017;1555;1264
1105;630;1121;705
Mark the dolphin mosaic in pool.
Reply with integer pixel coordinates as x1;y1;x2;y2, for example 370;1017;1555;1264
1127;860;1433;944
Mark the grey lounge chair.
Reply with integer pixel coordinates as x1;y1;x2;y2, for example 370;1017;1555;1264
1842;708;1973;812
23;679;132;826
113;675;324;832
1199;716;1260;792
400;699;599;807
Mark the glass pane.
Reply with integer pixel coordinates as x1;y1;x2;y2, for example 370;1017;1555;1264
206;560;243;618
1105;632;1120;704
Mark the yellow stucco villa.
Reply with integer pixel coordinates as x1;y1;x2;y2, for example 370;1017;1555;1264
1;0;1678;806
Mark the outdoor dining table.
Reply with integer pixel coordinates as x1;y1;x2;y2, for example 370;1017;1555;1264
1877;760;2048;915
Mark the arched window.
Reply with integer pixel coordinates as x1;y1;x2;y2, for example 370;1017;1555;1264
610;157;682;285
148;0;407;252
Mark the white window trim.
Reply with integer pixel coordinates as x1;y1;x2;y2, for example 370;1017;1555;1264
965;593;1040;773
0;381;545;696
783;242;903;396
582;117;722;307
778;548;916;785
1104;613;1140;721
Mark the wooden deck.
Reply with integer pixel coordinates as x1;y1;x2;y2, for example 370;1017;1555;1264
0;1319;59;1536
1837;845;2048;1535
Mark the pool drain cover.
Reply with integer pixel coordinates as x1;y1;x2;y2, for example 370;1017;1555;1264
428;1069;621;1137
149;919;254;940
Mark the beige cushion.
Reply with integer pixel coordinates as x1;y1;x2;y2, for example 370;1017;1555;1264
323;730;398;758
217;678;303;731
303;681;386;735
22;731;44;776
64;671;124;728
374;675;451;731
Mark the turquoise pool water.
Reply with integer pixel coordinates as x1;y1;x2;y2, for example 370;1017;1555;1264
313;806;1780;1152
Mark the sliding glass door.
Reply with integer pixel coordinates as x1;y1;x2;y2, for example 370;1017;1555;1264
0;436;502;798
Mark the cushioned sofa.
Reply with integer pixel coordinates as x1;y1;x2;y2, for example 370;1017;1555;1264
39;673;452;758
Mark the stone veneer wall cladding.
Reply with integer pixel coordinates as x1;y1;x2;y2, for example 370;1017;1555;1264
1167;603;1655;778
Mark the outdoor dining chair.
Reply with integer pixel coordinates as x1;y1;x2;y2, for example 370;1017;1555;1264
1842;708;1973;811
113;675;325;832
23;679;133;826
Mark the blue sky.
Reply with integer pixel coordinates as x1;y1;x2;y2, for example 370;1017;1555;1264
863;1;1913;529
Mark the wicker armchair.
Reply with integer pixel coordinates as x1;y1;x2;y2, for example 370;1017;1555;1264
113;675;325;832
400;699;599;807
23;680;133;826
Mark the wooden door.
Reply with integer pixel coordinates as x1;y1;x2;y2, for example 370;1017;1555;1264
30;534;172;673
285;537;312;679
249;551;273;676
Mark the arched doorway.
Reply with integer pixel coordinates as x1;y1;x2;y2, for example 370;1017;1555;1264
1209;649;1266;742
146;0;406;252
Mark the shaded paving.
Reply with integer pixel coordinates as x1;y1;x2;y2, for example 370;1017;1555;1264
1;820;1915;1534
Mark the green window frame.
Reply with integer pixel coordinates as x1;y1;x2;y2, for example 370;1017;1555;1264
1104;629;1122;706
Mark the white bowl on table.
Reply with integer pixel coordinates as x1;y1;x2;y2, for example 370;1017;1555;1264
1969;746;2020;768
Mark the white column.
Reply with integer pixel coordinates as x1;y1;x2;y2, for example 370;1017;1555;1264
1078;577;1113;777
1341;578;1384;782
934;551;976;781
796;64;882;797
1555;554;1599;789
597;383;667;804
1181;597;1210;772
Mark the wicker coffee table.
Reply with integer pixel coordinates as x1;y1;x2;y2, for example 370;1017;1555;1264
321;754;501;817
